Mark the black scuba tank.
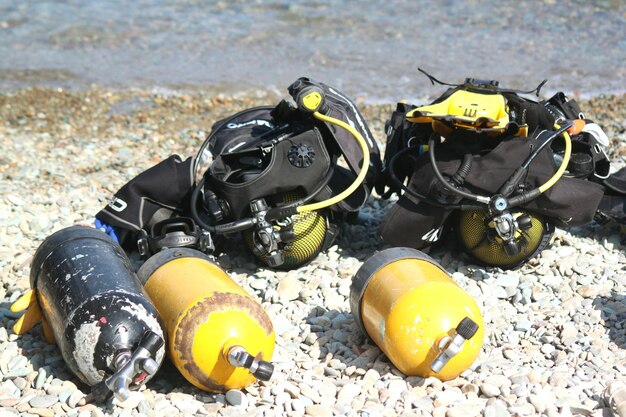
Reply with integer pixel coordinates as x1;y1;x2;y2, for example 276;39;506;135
30;226;166;402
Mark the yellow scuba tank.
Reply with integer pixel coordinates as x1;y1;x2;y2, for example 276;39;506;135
349;247;484;381
457;209;554;269
137;248;275;392
243;192;329;270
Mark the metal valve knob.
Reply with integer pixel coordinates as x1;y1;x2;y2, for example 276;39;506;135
430;317;479;374
226;346;275;382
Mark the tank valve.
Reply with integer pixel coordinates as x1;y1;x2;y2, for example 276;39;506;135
226;346;274;382
85;331;164;403
430;317;479;374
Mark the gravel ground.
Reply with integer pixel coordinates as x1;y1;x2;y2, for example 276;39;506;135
0;88;625;417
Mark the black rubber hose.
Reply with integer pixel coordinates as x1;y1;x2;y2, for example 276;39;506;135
520;123;572;169
387;145;483;211
498;122;573;198
190;176;216;233
265;165;335;222
428;133;489;203
451;154;472;186
190;177;260;234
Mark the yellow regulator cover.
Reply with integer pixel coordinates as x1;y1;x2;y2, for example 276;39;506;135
138;248;275;392
349;247;484;381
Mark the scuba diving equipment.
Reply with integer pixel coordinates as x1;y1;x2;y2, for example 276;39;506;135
407;89;524;137
137;248;275;392
188;78;377;268
96;78;380;270
377;71;608;268
456;209;554;269
596;166;626;226
382;125;572;267
136;217;214;258
350;247;484;380
544;91;611;182
96;154;197;250
11;226;166;403
242;192;331;269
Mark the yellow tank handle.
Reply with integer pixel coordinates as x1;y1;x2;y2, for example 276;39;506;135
538;124;572;194
296;111;370;213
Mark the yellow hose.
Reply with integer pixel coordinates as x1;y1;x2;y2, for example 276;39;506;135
538;124;572;193
296;111;370;213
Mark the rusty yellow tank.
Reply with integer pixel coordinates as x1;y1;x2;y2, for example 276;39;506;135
138;248;275;392
349;247;484;381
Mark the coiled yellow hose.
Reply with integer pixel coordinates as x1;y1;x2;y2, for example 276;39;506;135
296;111;370;213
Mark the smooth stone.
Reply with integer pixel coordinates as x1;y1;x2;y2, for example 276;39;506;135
510;384;527;397
277;276;300;302
225;389;248;408
480;383;501;398
292;399;306;414
462;384;479;395
363;369;380;383
249;278;267;290
12;378;27;391
387;380;407;395
283;382;300;398
337;384;360;405
137;400;150;415
560;325;578;340
569;405;594;416
0;380;20;398
28;395;57;409
503;350;520;361
58;391;72;405
27;408;54;417
34;370;46;390
114;391;143;409
67;391;85;408
305;404;333;417
4;368;30;378
447;403;485;417
515;320;532;332
496;274;520;288
529;394;547;413
484;375;511;388
7;356;27;371
0;399;20;408
483;401;511;417
435;390;464;405
508;404;535;416
274;392;290;407
527;371;542;384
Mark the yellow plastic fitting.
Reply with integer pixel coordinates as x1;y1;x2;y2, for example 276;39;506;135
406;90;525;136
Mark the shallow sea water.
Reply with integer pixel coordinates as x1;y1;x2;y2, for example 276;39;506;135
1;0;625;100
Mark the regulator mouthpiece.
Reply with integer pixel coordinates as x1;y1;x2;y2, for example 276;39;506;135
430;317;479;374
226;346;274;382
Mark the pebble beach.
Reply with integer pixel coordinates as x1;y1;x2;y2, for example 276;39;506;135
0;88;625;417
